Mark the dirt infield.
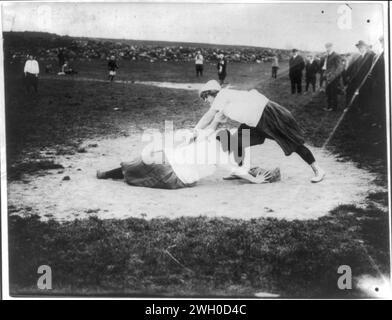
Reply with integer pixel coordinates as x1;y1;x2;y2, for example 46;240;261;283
8;132;385;222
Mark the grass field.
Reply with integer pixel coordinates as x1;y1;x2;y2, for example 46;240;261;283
5;59;390;298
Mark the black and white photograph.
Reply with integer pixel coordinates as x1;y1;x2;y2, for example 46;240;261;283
0;0;391;300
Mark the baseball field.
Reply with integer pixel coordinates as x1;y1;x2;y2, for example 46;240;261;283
5;57;389;297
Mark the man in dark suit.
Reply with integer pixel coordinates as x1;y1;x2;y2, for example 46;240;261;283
345;40;375;112
318;56;326;90
323;43;342;111
367;36;385;128
289;49;305;94
305;55;319;93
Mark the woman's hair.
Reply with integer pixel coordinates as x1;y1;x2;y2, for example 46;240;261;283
200;90;219;100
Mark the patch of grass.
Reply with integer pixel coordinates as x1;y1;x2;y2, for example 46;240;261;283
328;107;388;185
9;201;389;298
8;160;64;180
367;192;389;207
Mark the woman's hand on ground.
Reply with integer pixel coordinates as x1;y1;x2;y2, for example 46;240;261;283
252;170;272;184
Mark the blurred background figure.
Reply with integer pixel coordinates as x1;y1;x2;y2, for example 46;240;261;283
108;55;119;82
271;55;279;79
345;40;375;113
289;49;305;94
195;50;204;77
323;43;342;112
45;63;54;73
341;56;350;86
305;54;318;93
23;54;39;93
318;55;326;92
57;48;65;72
217;53;227;85
368;36;386;129
62;61;77;75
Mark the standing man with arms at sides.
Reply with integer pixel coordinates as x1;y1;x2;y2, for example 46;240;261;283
368;36;386;129
271;55;279;79
323;43;342;112
57;48;65;72
305;54;319;93
217;53;227;85
289;49;305;94
195;50;204;77
319;55;326;92
190;80;326;183
108;55;119;82
24;54;39;93
345;40;375;112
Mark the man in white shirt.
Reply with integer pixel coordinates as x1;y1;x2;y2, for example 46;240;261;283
191;80;325;183
24;55;39;93
195;51;204;77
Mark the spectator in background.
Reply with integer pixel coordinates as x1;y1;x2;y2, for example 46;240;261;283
341;56;349;86
217;54;227;85
63;61;77;75
318;55;326;91
288;49;305;94
271;56;279;79
24;54;39;93
305;54;318;93
195;51;204;77
367;36;385;128
108;55;119;82
345;40;375;112
323;43;342;112
57;48;65;72
45;63;54;74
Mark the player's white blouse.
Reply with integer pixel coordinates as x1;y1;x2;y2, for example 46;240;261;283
165;132;245;184
211;88;269;127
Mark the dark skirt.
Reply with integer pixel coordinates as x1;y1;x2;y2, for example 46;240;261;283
257;101;305;155
218;72;226;80
120;157;193;189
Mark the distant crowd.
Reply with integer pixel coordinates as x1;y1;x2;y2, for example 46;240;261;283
8;37;291;64
16;34;387;130
280;37;386;129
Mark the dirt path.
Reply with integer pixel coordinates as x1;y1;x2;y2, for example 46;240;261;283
8;130;385;221
40;75;256;91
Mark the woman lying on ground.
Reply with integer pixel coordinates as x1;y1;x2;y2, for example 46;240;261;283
96;127;280;190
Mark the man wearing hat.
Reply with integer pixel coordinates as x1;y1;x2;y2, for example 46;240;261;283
323;43;342;111
345;40;375;111
368;36;386;128
191;80;326;183
289;49;305;94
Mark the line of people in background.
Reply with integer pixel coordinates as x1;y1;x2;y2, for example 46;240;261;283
21;37;386;129
283;37;386;128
